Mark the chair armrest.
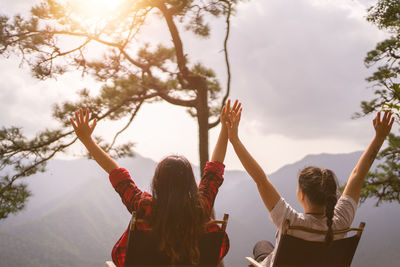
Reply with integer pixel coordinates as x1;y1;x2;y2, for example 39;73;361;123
105;261;116;267
245;257;263;267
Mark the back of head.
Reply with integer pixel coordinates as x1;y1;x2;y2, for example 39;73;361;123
298;166;338;245
151;155;206;264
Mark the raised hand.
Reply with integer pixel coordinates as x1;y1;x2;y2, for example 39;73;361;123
226;100;242;142
70;108;118;173
70;108;97;143
210;99;241;163
373;111;395;139
220;99;231;130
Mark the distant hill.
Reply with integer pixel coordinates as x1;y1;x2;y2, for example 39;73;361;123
0;152;399;267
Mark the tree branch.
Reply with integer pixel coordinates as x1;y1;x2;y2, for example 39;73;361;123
11;30;148;70
158;91;196;107
209;0;232;129
156;3;189;77
146;81;197;107
107;100;144;150
42;38;91;64
0;137;78;196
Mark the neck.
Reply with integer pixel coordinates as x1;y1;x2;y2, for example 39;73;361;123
306;211;325;215
304;206;325;215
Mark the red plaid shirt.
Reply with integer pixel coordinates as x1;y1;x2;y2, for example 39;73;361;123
109;161;229;267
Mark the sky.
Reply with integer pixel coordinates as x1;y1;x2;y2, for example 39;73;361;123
0;0;396;173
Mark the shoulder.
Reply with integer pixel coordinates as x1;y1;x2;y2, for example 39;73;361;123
334;195;358;218
270;198;297;218
336;195;357;212
333;195;358;228
270;198;303;230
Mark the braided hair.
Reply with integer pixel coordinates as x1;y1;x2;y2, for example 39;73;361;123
298;167;338;245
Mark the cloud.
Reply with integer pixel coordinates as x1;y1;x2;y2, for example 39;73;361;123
0;0;40;16
0;57;101;137
215;0;385;141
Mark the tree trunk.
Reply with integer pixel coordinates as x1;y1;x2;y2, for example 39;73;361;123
197;85;209;177
197;75;225;266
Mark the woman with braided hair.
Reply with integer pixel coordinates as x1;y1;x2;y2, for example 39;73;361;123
224;105;395;267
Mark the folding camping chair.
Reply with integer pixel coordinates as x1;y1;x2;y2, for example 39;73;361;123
106;211;228;267
246;219;365;267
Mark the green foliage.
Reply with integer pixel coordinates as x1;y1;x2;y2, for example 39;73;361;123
358;0;400;205
367;0;400;33
360;134;400;205
0;0;237;219
0;182;30;220
0;126;55;219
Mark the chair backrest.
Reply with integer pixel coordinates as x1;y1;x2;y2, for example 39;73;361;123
124;212;229;266
273;219;365;267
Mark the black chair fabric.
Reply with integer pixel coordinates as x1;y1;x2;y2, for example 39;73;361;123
124;212;228;267
124;229;224;266
273;232;362;267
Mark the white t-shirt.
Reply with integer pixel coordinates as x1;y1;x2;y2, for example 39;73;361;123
261;195;357;267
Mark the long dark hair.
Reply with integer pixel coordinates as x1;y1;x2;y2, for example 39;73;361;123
150;155;206;264
298;166;338;245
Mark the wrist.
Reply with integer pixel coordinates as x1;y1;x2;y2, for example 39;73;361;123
230;136;241;145
220;126;228;135
79;135;94;145
373;134;386;143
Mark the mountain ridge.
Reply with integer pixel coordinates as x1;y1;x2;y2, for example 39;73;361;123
0;151;399;267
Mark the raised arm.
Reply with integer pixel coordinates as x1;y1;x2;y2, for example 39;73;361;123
343;111;395;204
70;108;119;174
226;104;281;212
210;99;238;163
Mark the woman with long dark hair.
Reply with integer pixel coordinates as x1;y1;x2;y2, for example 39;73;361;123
224;105;394;267
70;100;239;266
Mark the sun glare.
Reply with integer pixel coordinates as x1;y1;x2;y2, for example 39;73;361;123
71;0;125;19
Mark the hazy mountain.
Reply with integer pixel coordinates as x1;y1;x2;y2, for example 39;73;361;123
0;152;399;267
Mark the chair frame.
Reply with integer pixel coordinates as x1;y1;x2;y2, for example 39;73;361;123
281;219;365;237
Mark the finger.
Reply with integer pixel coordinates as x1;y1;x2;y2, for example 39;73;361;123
227;99;231;113
237;108;242;122
235;109;242;125
70;118;77;130
232;99;238;112
387;112;393;124
90;118;97;131
233;106;241;116
222;105;226;116
385;112;392;124
79;108;84;123
85;108;90;123
234;102;242;113
376;111;381;124
382;110;389;123
388;117;395;128
75;111;80;124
